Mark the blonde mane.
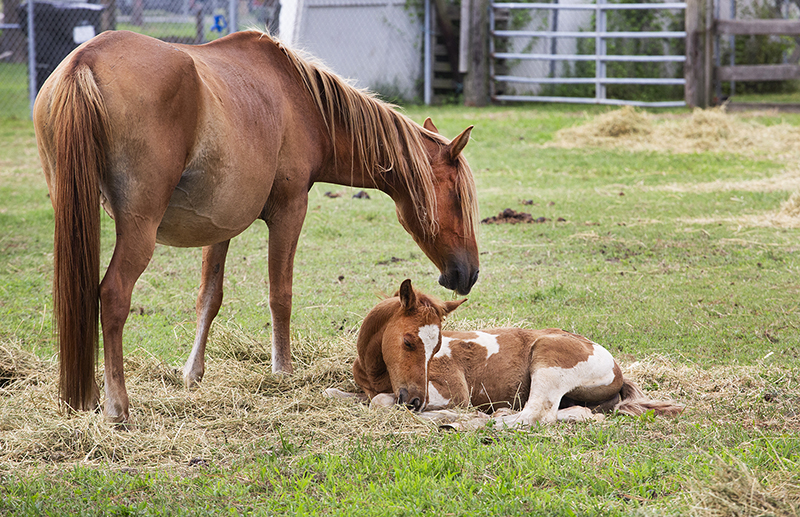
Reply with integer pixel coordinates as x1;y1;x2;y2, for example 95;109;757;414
268;33;478;238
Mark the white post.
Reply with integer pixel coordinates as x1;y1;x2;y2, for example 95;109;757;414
424;0;432;105
27;0;36;118
596;0;606;102
459;0;470;73
229;0;238;33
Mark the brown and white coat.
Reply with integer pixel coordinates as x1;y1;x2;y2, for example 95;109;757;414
341;279;683;428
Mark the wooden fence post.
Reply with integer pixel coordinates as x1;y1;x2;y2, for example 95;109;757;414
464;0;490;106
685;0;707;107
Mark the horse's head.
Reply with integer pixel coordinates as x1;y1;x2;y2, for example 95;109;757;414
393;119;480;296
378;279;465;411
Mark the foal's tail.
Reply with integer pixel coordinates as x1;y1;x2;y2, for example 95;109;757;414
46;63;109;411
615;378;685;417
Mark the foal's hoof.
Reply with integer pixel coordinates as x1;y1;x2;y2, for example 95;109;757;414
369;393;397;409
324;388;355;399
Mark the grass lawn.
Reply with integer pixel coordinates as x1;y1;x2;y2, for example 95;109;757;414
0;104;799;515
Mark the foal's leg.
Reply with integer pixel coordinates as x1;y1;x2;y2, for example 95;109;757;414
99;221;160;423
491;367;578;428
183;240;230;388
265;196;308;374
491;336;620;429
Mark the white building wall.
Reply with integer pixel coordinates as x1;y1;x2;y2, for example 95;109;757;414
295;0;423;100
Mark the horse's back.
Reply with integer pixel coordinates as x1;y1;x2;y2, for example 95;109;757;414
36;30;308;247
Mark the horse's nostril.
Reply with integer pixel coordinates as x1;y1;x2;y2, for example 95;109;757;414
470;269;480;287
410;398;421;412
397;388;409;405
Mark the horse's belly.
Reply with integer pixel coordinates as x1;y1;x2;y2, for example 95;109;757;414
157;206;248;247
156;168;265;247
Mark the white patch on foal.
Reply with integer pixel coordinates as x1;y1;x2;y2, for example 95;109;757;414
437;336;454;358
494;343;617;428
435;331;500;360
426;382;450;409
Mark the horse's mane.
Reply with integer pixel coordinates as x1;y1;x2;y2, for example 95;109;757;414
264;32;478;238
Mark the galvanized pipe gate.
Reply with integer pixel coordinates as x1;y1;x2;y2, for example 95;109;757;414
490;0;688;107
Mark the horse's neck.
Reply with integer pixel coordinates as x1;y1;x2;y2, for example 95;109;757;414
318;117;425;194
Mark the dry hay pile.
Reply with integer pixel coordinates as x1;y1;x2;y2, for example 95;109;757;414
551;106;800;229
2;322;800;480
0;325;438;474
551;106;800;157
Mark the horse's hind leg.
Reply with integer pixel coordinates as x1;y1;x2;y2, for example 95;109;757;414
99;221;160;423
183;240;230;388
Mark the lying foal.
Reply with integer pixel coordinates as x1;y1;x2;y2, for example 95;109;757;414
334;279;682;428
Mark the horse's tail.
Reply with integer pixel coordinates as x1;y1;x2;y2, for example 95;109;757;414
615;378;685;417
48;63;109;411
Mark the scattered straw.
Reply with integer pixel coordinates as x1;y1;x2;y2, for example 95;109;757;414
2;325;800;479
551;106;800;158
690;457;800;517
780;191;800;218
0;328;442;474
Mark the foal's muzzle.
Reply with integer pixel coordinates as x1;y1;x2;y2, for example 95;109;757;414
397;388;422;412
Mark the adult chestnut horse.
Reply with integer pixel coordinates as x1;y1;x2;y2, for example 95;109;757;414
33;30;479;422
345;280;683;428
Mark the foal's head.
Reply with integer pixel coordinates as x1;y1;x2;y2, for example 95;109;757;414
380;279;465;411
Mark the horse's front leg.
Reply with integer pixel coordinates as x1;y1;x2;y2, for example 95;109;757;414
265;196;308;374
183;240;230;387
99;221;160;423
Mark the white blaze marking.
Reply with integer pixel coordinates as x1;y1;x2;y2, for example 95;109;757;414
418;324;440;410
419;324;440;363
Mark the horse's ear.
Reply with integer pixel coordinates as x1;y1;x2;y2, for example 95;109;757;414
448;126;473;162
444;298;467;315
423;117;439;133
399;279;416;311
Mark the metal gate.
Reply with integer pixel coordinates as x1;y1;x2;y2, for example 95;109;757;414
490;0;687;107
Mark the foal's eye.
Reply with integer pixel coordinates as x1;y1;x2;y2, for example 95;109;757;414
403;338;416;351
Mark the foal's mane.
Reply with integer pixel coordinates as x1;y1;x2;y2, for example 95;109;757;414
265;32;478;238
361;288;448;339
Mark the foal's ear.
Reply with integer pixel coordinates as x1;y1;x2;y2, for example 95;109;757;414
399;279;416;311
423;117;439;133
447;126;473;162
444;298;467;315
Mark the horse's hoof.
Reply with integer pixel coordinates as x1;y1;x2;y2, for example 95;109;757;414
184;376;202;389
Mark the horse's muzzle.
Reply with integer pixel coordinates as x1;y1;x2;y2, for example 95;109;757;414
397;387;423;412
439;267;479;296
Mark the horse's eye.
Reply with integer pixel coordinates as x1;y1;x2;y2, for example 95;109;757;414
403;338;416;351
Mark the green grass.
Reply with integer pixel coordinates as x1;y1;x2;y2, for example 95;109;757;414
0;63;30;119
1;106;799;515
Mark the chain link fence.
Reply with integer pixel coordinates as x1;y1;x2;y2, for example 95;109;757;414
0;0;279;118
